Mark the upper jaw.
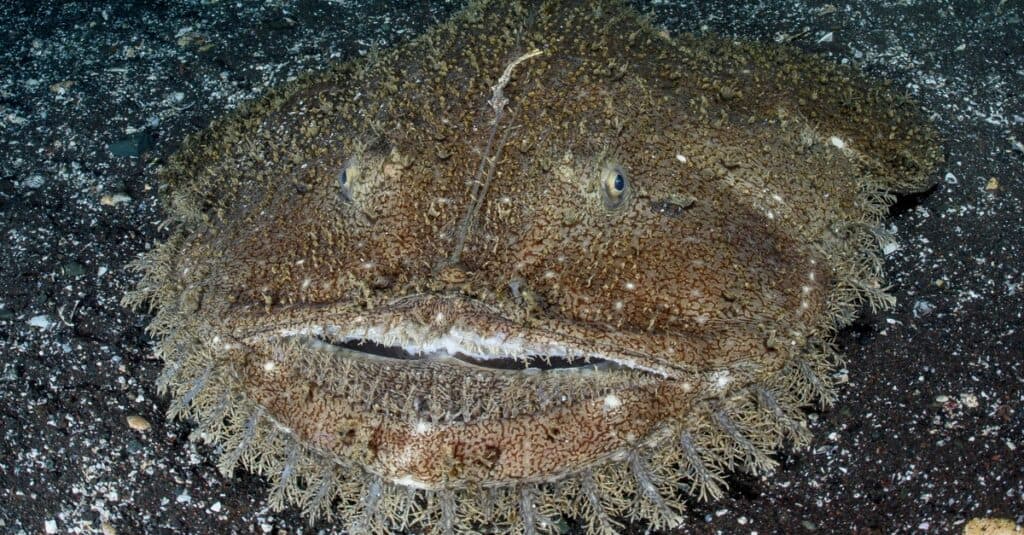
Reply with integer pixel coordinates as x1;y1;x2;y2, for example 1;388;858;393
266;322;668;376
234;294;683;378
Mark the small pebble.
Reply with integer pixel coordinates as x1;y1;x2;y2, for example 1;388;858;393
959;393;979;409
985;177;1000;191
21;175;46;189
964;518;1022;535
28;315;53;330
100;193;132;206
127;415;151;431
49;80;75;94
913;299;935;318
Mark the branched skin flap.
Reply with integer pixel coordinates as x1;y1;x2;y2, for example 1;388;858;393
124;0;940;532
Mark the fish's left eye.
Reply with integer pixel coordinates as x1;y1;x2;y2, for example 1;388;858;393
602;166;628;209
338;159;360;203
612;173;625;192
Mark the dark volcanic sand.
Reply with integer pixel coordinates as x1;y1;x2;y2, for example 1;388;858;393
1;1;1021;533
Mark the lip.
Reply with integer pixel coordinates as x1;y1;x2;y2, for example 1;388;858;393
229;315;703;488
228;292;703;377
302;333;629;373
263;321;670;374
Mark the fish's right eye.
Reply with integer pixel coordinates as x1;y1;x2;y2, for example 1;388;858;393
338;159;359;202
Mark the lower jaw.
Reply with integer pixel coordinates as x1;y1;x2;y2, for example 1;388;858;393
232;332;697;488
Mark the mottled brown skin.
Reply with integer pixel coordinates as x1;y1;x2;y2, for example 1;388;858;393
127;0;940;531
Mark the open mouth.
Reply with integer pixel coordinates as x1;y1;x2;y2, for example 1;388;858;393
305;334;625;373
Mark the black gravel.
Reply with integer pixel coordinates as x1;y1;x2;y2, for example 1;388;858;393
1;1;1021;534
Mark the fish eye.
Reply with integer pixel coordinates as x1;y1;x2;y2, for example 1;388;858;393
612;173;625;192
601;165;628;209
338;159;359;202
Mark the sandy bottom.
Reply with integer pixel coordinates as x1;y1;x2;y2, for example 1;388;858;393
0;0;1020;533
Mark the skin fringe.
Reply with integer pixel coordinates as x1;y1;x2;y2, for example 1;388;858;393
121;166;917;533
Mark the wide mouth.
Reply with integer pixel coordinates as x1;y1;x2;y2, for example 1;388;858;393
305;333;627;373
256;308;677;380
236;293;685;379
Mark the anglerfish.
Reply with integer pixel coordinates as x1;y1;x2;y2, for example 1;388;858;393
125;0;941;532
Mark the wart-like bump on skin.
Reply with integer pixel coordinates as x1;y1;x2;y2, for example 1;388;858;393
123;0;940;532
